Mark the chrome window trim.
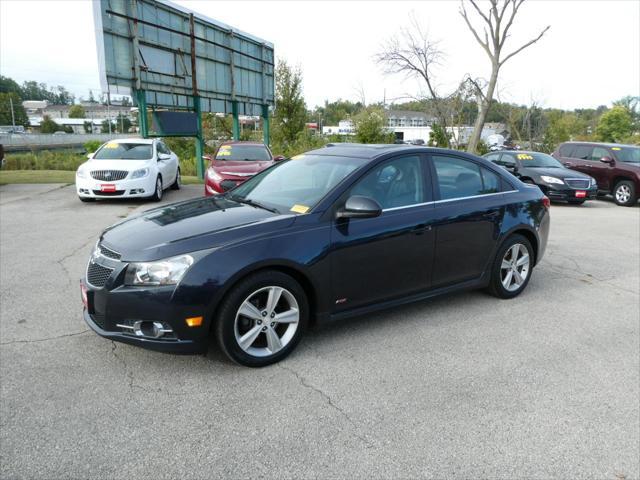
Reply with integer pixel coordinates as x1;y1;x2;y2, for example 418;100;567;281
381;190;519;212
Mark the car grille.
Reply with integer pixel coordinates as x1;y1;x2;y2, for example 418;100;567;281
99;244;121;260
220;180;239;191
92;190;125;196
87;261;114;288
90;170;129;181
565;178;590;189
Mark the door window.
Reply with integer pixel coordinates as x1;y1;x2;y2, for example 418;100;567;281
496;154;516;169
559;144;575;157
572;145;592;160
485;153;501;163
591;147;610;160
350;155;426;209
432;155;502;200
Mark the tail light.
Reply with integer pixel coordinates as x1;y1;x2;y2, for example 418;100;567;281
542;196;551;209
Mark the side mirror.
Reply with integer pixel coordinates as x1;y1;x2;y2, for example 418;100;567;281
158;153;171;161
336;195;382;219
273;155;286;162
600;156;614;165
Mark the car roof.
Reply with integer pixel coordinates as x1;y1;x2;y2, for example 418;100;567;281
561;141;637;148
219;141;267;146
494;150;546;155
108;137;154;145
306;143;467;160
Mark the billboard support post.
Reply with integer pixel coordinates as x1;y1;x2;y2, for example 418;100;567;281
232;101;240;140
194;95;204;179
262;104;270;146
136;89;149;137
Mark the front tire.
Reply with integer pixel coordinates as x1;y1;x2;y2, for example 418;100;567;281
215;271;308;367
171;168;181;190
613;180;636;206
487;234;534;299
150;176;163;202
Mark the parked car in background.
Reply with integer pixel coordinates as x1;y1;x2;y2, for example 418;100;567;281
484;150;597;204
76;138;180;202
81;144;549;367
204;141;284;195
552;142;640;206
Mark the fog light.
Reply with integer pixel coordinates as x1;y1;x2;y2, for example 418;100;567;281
185;316;203;327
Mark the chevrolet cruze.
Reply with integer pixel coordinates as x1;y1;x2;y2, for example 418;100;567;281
76;138;180;202
82;144;550;367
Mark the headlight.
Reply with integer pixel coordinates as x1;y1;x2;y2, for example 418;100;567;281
540;175;564;185
124;254;194;286
590;177;597;186
131;168;149;179
76;167;87;178
207;167;221;181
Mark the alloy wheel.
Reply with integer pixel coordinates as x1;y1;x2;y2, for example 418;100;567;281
500;243;530;292
156;178;163;200
234;286;299;357
616;184;631;203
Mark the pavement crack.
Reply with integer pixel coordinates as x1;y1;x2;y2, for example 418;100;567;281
55;234;98;286
0;330;90;346
110;341;136;391
278;363;373;447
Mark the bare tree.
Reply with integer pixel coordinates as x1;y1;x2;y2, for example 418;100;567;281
460;0;549;152
375;14;451;145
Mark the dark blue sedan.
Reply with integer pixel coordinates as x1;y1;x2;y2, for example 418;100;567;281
82;144;550;367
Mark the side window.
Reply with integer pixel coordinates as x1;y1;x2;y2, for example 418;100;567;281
559;144;575;157
485;153;501;163
350;155;426;210
591;146;610;160
432;155;501;200
572;145;592;160
497;154;516;168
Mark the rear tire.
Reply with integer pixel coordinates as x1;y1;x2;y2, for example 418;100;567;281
214;270;308;367
171;168;181;190
613;180;636;206
487;234;534;299
150;176;163;202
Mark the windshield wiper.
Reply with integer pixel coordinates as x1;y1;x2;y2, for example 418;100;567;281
229;194;279;214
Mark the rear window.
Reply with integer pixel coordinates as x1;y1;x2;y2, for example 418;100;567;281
216;144;271;161
572;145;592;160
432;155;503;200
559;144;575;157
93;142;153;160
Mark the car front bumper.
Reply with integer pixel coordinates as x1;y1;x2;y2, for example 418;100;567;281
81;278;210;354
543;184;598;202
76;175;156;199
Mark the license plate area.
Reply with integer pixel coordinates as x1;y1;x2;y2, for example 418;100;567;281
100;184;116;192
575;190;586;198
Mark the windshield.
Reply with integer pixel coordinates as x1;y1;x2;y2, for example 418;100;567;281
229;154;365;213
612;146;640;164
215;144;271;161
515;152;563;168
93;142;153;160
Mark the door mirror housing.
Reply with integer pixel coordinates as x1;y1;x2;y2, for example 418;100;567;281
158;153;171;161
600;156;615;165
273;155;286;162
336;195;382;219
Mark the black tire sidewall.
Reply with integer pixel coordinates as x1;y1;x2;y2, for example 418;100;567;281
614;180;635;207
171;168;181;190
151;176;162;201
489;234;534;299
215;271;309;367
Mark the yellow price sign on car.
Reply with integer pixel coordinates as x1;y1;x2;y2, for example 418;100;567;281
517;154;533;160
290;204;310;214
104;142;119;149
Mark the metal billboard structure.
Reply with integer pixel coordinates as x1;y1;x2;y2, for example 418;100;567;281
93;0;275;177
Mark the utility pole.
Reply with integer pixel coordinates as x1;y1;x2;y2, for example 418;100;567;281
106;91;112;135
9;97;16;127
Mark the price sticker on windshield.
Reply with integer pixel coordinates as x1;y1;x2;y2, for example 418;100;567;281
612;147;621;151
517;154;533;160
104;142;118;149
290;204;310;214
291;154;305;160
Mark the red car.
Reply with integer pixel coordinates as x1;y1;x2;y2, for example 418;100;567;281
204;141;284;195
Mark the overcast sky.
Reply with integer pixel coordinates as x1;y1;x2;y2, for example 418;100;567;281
1;0;639;110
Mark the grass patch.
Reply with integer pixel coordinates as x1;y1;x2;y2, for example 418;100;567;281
0;170;203;186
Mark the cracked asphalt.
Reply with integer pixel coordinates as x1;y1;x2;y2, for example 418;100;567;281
1;184;639;479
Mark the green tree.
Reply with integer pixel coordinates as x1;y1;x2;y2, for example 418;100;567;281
114;114;132;133
68;104;86;118
100;119;114;134
428;123;451;147
0;76;22;96
272;59;307;146
596;106;633;143
0;92;29;126
40;115;61;133
353;106;394;144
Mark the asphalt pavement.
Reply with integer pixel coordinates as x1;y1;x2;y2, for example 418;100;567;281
1;184;638;479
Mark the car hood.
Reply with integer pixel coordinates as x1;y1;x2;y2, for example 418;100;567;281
100;196;295;261
82;158;154;172
526;167;592;179
211;160;273;176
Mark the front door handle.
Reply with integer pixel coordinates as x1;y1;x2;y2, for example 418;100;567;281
412;224;432;235
483;211;500;219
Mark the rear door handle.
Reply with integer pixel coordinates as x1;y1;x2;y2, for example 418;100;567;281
483;211;500;219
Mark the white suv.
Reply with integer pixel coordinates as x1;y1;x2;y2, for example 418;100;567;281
76;138;180;202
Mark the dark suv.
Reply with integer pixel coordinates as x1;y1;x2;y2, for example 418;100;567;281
552;142;640;206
